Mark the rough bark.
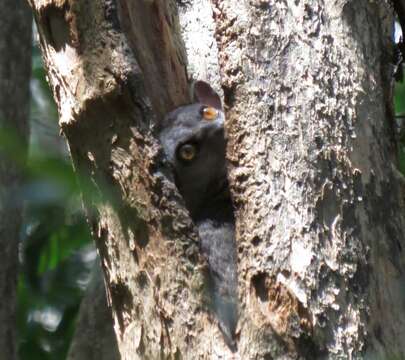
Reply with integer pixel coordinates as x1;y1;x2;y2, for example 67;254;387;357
68;2;227;359
0;1;32;359
213;0;405;358
29;0;405;359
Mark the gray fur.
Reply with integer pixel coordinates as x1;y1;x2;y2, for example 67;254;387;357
159;84;238;350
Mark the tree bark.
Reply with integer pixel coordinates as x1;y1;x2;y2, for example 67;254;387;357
214;1;405;358
68;2;227;359
0;1;32;359
28;0;219;358
29;0;405;359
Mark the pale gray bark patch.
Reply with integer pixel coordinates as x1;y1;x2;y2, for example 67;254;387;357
177;0;223;96
0;1;31;359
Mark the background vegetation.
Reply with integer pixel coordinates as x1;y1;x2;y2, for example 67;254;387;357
16;44;94;360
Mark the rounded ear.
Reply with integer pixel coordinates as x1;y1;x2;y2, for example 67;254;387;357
193;81;222;110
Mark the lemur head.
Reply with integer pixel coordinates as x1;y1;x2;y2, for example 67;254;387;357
159;81;226;218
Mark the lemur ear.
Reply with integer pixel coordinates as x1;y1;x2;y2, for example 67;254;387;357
193;81;222;110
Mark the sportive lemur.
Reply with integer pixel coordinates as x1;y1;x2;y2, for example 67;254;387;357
159;81;238;350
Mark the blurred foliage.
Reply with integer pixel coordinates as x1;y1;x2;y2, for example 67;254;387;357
395;80;405;115
16;42;95;360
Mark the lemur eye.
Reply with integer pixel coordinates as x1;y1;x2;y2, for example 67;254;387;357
201;106;218;121
178;143;197;161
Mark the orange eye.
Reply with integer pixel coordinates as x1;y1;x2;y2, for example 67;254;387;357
202;106;218;121
178;143;197;161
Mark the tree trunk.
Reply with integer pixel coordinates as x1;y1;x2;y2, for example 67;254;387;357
0;1;32;359
29;0;405;358
214;1;405;358
68;2;225;358
67;261;120;360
